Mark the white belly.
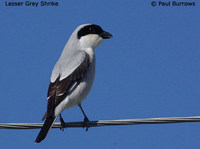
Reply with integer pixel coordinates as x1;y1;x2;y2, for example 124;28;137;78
54;55;96;117
68;56;96;106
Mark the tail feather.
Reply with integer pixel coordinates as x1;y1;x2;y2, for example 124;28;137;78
35;116;57;143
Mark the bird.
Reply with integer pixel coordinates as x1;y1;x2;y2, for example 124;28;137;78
35;24;112;143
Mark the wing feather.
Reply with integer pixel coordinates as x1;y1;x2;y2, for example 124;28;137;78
43;52;90;120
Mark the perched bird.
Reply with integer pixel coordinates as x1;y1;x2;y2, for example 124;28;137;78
35;24;112;143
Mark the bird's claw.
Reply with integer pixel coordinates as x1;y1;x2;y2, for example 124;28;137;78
60;115;65;131
60;127;64;131
83;117;90;131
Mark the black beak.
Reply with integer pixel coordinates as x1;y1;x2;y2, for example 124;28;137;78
100;31;113;39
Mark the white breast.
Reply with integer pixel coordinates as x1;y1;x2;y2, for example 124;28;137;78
68;54;96;105
54;49;96;117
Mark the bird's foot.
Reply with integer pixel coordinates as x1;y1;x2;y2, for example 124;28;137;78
83;117;90;132
60;115;65;131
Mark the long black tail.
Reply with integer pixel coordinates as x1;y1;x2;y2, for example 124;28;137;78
35;116;56;143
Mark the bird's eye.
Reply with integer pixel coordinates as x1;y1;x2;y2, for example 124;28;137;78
89;27;92;31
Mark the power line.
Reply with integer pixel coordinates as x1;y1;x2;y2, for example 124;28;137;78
0;116;200;129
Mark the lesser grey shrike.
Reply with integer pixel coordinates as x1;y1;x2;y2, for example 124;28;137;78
35;24;112;143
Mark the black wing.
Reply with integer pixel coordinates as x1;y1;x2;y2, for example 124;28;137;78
42;53;90;120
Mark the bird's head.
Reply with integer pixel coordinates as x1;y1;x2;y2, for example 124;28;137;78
77;24;112;50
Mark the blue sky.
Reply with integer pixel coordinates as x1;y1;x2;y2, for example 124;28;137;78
0;0;200;148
